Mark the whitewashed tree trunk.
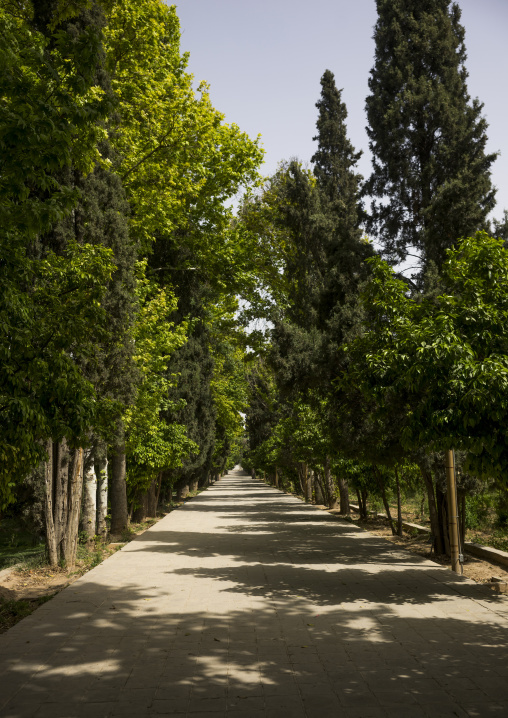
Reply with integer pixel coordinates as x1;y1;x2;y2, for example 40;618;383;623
96;453;108;540
80;452;97;542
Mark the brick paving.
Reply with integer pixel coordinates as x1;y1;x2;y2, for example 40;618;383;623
1;468;508;717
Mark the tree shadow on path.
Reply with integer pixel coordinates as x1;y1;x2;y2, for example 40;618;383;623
0;473;507;717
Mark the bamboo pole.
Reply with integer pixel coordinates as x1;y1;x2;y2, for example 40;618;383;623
445;449;461;574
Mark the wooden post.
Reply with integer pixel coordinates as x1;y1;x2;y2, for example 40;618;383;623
445;450;461;574
394;466;403;537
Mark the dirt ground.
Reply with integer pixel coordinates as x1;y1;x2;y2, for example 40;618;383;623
351;514;508;585
0;510;176;626
0;542;122;603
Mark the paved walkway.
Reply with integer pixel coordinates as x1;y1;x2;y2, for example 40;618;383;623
1;469;508;718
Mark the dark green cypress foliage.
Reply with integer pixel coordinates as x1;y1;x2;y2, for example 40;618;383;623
33;0;139;425
275;161;326;328
493;211;508;242
365;0;497;272
148;236;217;489
312;70;363;236
76;153;138;414
166;325;216;486
23;0;136;547
271;72;371;396
311;70;372;348
268;162;327;394
245;359;280;463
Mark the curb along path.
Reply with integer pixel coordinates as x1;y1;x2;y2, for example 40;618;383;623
1;467;508;717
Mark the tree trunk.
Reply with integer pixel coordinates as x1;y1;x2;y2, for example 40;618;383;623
356;487;367;520
147;479;157;517
133;489;148;523
190;478;199;493
394;466;403;537
155;472;163;510
303;463;312;503
274;465;279;488
373;465;396;535
314;472;325;505
62;448;84;568
419;464;445;555
177;480;189;500
297;463;305;497
44;440;59;568
54;439;69;552
80;451;97;543
324;457;338;509
95;450;108;540
338;475;350;515
110;441;128;534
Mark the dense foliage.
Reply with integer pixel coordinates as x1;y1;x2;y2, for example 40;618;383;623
0;0;262;565
2;0;508;567
241;3;508;557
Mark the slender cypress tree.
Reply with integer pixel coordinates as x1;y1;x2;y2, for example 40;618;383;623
312;70;363;240
311;70;372;344
148;234;217;496
270;72;371;394
32;0;138;543
366;0;497;273
311;71;373;513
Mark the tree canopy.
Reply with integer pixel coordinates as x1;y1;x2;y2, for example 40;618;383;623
2;0;507;568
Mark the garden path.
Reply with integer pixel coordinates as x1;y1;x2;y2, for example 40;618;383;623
1;467;508;717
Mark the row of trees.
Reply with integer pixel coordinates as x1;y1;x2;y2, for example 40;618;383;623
3;0;508;568
241;0;508;557
1;0;266;566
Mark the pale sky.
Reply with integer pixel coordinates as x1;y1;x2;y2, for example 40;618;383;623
174;0;508;224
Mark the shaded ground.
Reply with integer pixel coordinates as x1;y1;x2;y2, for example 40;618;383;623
350;515;508;585
1;469;508;717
